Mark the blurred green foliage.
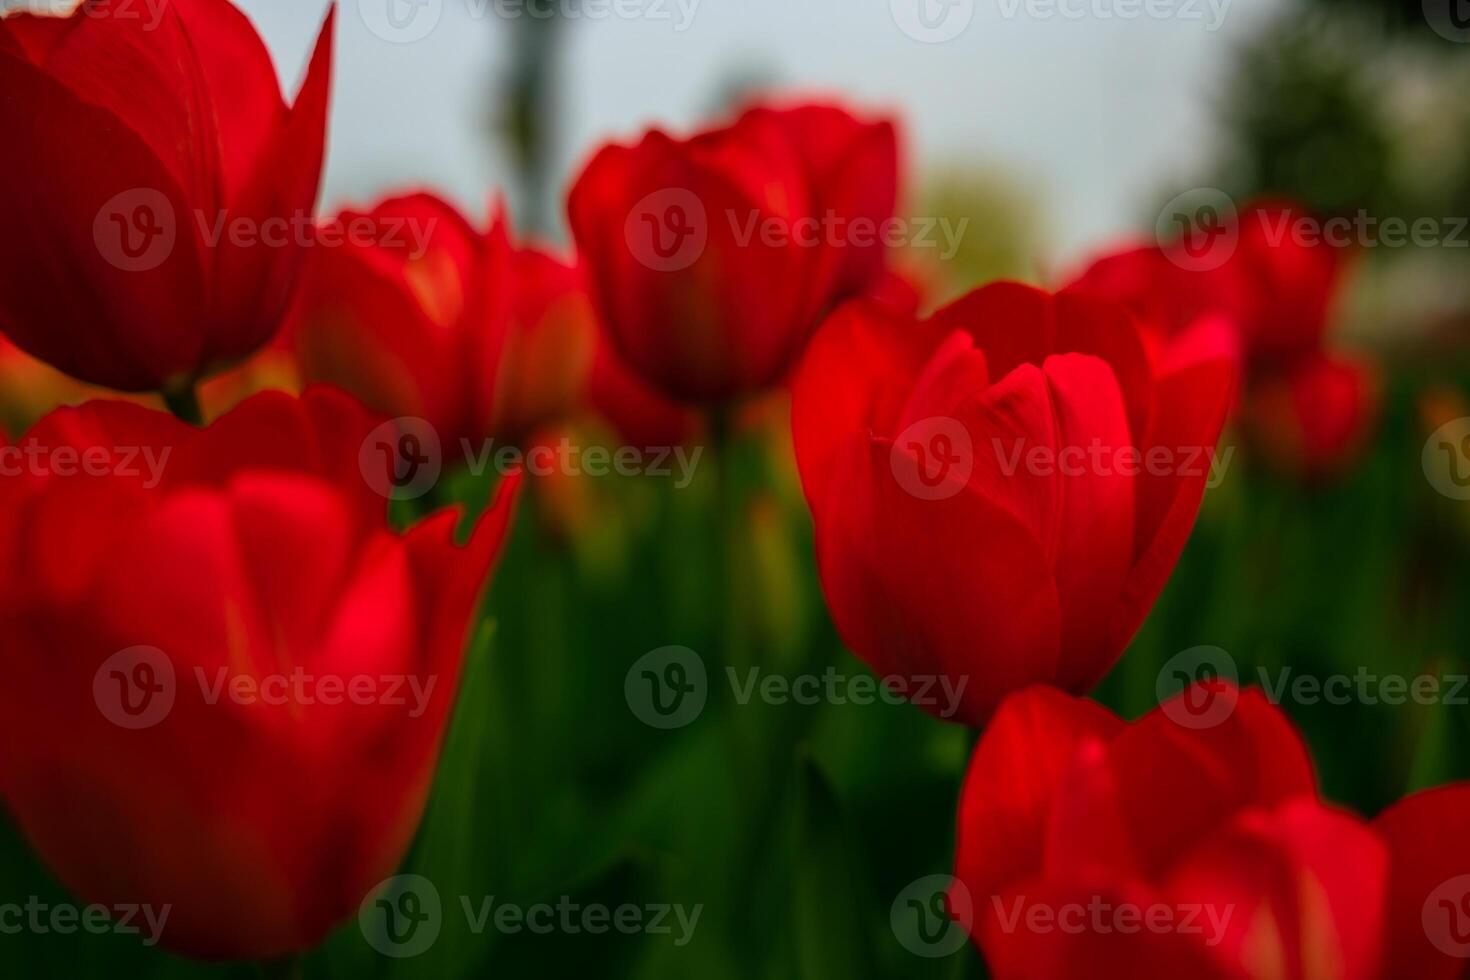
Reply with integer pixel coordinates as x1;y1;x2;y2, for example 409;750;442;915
1215;15;1399;217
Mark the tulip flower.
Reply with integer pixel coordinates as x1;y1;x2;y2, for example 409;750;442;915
1244;352;1379;481
0;1;334;397
1066;201;1348;370
953;682;1388;979
1063;242;1230;346
1066;201;1379;481
567;101;899;404
791;282;1235;724
0;388;520;960
737;101;900;298
1223;202;1349;367
290;192;596;452
1375;783;1470;980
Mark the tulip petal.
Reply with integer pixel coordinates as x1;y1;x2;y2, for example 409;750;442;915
1375;783;1470;980
0;11;82;63
1040;352;1136;690
1110;315;1235;654
171;0;293;203
227;472;361;672
744;102;900;297
27;3;221;206
0;52;209;390
817;435;1061;724
980;875;1235;980
955;687;1124;905
291;217;472;440
930;281;1059;378
946;360;1061;558
791;299;943;509
1164;800;1386;980
1053;291;1155;447
1104;686;1317;878
199;5;334;371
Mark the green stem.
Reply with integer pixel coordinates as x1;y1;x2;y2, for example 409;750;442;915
162;381;204;426
708;404;741;670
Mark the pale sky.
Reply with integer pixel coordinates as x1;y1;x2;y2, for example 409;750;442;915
8;0;1287;263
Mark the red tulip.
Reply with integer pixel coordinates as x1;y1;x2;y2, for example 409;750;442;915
1065;202;1348;370
953;683;1388;980
0;388;520;960
1226;202;1348;367
0;1;334;393
289;192;597;450
567;101;899;404
737;100;900;298
791;283;1235;724
1244;352;1379;480
1063;242;1230;342
1375;783;1470;980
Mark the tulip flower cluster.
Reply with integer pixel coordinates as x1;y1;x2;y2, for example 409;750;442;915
1066;201;1380;479
0;1;1453;977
